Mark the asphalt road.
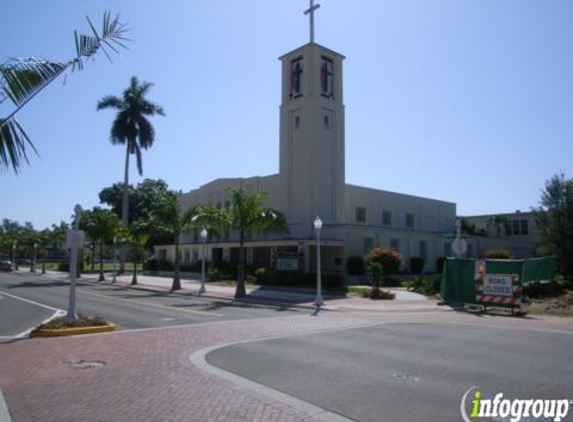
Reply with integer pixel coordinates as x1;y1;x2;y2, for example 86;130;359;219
0;271;306;337
0;290;58;338
207;322;573;422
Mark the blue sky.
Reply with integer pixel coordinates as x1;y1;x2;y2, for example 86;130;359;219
1;0;572;229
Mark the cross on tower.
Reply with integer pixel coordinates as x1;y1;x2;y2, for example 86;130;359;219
304;0;321;43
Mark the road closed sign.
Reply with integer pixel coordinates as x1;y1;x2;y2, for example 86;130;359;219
483;274;514;297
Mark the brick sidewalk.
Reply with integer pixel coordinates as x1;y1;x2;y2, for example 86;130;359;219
0;314;374;422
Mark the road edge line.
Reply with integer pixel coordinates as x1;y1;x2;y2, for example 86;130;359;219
0;387;12;422
190;321;386;422
0;290;63;313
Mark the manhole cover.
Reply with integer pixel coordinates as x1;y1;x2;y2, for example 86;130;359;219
63;359;106;370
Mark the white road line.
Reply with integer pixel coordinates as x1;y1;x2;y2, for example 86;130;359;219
0;290;63;313
0;290;66;340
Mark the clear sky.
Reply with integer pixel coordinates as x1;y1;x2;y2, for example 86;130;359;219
1;0;572;229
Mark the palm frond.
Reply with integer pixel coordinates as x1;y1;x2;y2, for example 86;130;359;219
0;11;130;173
0;118;37;173
136;116;155;149
96;95;124;111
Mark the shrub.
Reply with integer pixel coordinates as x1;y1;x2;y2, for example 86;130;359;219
421;275;442;295
362;289;395;300
37;313;108;329
410;257;425;275
144;258;158;271
524;281;565;298
252;270;345;291
483;249;512;259
209;261;237;281
364;248;402;276
346;256;364;275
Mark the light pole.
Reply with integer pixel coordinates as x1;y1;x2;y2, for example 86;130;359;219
31;243;38;273
199;228;207;294
112;236;118;283
12;240;17;271
313;216;324;308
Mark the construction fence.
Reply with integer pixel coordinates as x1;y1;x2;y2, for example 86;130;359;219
440;256;555;310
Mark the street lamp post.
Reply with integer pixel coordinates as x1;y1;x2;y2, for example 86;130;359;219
112;236;118;283
31;243;38;273
12;241;17;271
313;216;324;308
199;228;207;294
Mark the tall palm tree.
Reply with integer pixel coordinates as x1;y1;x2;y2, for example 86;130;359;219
97;76;165;271
154;193;195;291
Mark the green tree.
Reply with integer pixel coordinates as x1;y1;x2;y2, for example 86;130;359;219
154;193;194;291
128;220;152;285
535;174;573;277
80;208;120;281
0;12;128;173
486;215;509;238
96;77;165;271
199;188;287;298
99;178;171;221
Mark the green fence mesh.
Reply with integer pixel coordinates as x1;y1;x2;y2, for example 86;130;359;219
440;256;555;308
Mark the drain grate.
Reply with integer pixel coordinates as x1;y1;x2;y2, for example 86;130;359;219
63;359;106;370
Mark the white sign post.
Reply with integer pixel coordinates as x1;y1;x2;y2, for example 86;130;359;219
65;205;85;320
452;219;467;258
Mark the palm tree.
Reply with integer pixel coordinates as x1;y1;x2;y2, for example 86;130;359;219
80;207;120;281
128;220;152;285
487;215;509;238
196;188;287;298
97;76;165;272
0;12;128;173
154;193;195;291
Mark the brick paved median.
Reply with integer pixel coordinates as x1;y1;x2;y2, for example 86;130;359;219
0;314;373;422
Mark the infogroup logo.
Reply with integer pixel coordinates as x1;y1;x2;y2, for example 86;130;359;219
460;387;572;422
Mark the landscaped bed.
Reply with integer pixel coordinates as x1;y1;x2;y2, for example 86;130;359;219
30;314;115;337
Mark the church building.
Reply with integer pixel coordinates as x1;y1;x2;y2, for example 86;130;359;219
156;2;458;277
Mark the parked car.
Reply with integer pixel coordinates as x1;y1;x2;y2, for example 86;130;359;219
0;260;13;272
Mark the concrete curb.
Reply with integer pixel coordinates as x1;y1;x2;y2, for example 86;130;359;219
190;320;387;422
0;388;12;422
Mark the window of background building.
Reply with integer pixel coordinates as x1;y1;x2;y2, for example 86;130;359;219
406;212;415;228
363;237;374;253
356;206;367;224
419;241;427;261
324;115;330;129
520;220;529;235
445;242;452;257
390;238;400;252
295;115;300;129
382;210;392;226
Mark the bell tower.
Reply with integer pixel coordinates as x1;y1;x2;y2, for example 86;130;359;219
278;1;345;228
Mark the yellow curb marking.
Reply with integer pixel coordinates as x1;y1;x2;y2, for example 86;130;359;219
55;284;224;317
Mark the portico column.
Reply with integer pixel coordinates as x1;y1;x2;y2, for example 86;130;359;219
304;242;311;273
